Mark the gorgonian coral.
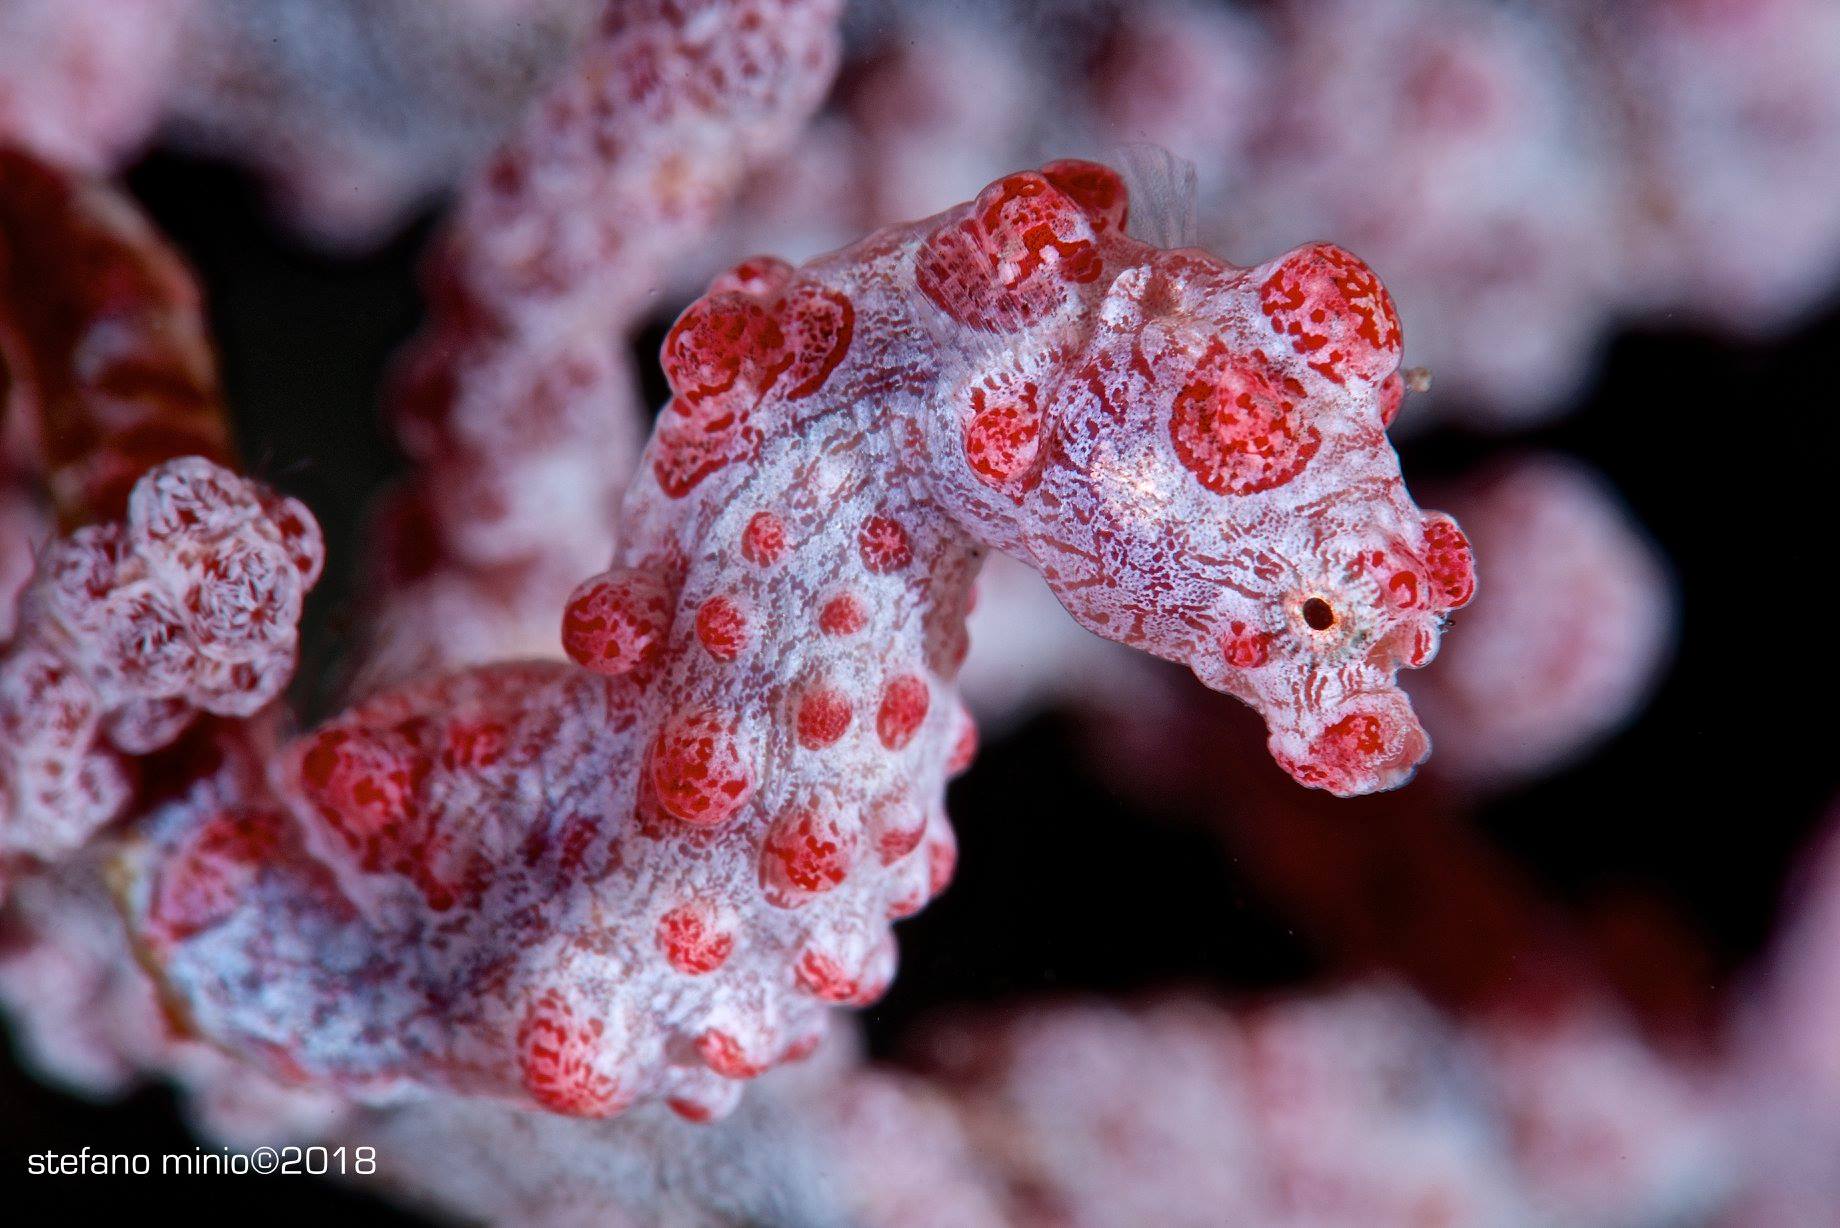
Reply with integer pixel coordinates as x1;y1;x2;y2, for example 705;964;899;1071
364;0;844;690
0;148;322;869
1404;456;1673;789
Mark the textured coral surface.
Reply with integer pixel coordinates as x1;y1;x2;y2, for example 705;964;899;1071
363;0;842;691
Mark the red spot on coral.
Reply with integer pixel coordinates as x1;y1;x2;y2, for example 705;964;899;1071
760;803;857;905
1220;622;1274;669
656;901;735;975
1421;513;1476;610
818;592;867;636
858;515;913;573
646;709;752;826
795;685;853;749
694;594;748;662
516;990;628;1118
1259;243;1403;386
741;511;786;565
875;674;930;750
668;1098;714;1123
1169;341;1321;496
696;1029;765;1079
561;568;672;675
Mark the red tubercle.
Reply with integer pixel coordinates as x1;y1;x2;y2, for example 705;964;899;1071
858;515;914;573
916;170;1105;333
1041;159;1130;235
760;803;858;904
695;594;749;662
646;708;754;826
696;1028;766;1080
946;710;978;777
741;511;787;565
963;372;1046;489
1379;371;1406;427
296;725;425;874
146;806;283;945
1220;621;1275;670
791;949;883;1001
795;685;854;749
1281;707;1428;796
1421;513;1476;610
667;1097;715;1123
656;901;736;975
776;283;855;398
516;990;630;1118
793;948;862;1003
712;255;795;297
1170;341;1321;496
561;567;673;676
1258;243;1403;386
926;826;958;901
817;591;868;636
868;791;928;866
875;674;930;750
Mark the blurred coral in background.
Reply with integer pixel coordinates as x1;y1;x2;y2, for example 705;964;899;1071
4;1;1839;1225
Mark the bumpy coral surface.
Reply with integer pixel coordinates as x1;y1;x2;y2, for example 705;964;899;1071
0;474;46;641
0;146;233;526
921;990;1528;1227
1581;0;1840;332
1214;0;1619;421
122;159;1469;1124
0;0;193;172
915;989;1724;1228
161;0;598;248
0;457;323;862
365;0;844;690
1405;456;1672;788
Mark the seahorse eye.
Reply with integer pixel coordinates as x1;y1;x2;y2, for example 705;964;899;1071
1301;596;1336;631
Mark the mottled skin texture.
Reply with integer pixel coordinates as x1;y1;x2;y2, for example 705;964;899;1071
124;160;1470;1122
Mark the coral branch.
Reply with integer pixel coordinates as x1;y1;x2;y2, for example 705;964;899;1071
362;0;845;689
0;147;232;526
0;457;322;863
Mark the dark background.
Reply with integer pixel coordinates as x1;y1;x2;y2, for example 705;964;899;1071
2;145;1835;1221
